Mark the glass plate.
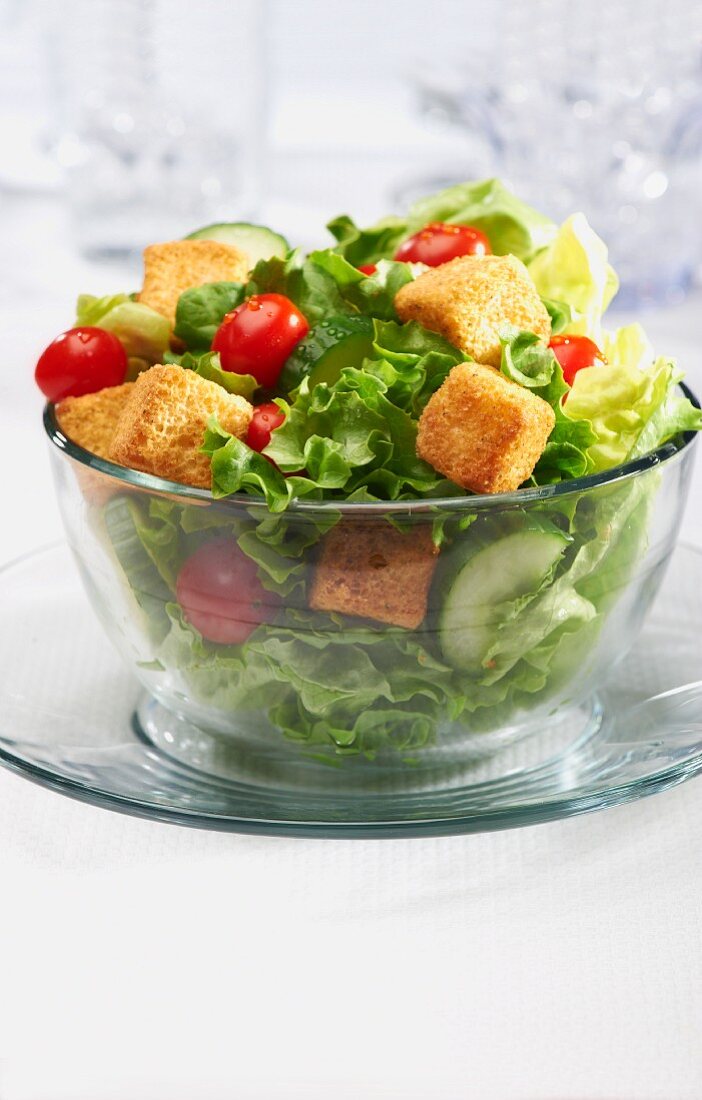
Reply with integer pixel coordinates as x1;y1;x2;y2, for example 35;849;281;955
1;542;702;837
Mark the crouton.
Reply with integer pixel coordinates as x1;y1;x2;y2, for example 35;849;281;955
109;365;252;489
56;383;135;461
138;240;250;325
417;362;555;494
395;254;551;367
308;520;439;629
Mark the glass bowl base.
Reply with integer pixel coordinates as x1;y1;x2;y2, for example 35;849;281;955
1;542;702;837
134;691;604;798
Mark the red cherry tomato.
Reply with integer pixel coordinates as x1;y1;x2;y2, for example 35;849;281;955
212;293;309;390
358;264;377;276
246;402;285;453
394;222;491;266
175;537;280;645
549;335;604;387
35;327;128;402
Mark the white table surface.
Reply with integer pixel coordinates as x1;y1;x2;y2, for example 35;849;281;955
1;194;702;1100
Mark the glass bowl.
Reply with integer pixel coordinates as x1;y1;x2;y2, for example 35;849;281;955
43;396;698;791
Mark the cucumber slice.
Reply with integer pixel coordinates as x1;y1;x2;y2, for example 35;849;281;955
439;526;569;670
280;314;374;392
185;222;289;265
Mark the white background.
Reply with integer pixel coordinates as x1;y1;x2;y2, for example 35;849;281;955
1;2;702;1097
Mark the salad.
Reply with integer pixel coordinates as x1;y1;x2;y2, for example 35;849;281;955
37;179;702;759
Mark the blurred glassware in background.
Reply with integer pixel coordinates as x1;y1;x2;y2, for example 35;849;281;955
0;0;61;194
404;0;702;307
46;0;267;258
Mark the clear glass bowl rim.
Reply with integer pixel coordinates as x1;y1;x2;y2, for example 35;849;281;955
43;383;700;516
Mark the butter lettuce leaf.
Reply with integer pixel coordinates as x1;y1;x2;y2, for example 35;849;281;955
566;348;702;472
75;293;170;372
528;213;619;339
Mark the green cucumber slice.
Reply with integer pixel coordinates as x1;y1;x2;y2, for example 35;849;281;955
280;314;374;392
439;526;569;670
185;222;289;265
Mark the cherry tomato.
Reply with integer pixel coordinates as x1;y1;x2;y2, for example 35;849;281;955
246;402;285;453
212;293;309;390
549;335;604;387
358;264;377;276
35;327;128;402
175;538;280;645
393;222;491;266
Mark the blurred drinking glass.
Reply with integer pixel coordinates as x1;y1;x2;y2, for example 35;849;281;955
50;0;267;258
404;0;702;306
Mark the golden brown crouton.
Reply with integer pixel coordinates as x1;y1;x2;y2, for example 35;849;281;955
109;365;252;489
417;362;555;494
308;520;439;629
56;383;135;460
395;254;551;367
138;240;250;325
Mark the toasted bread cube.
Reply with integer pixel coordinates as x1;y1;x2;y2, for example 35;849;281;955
56;383;135;461
417;362;555;494
109;365;252;489
395;254;551;367
138;240;250;325
308;520;439;629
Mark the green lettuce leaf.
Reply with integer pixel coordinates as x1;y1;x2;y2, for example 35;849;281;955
246;249;352;324
541;297;574;335
368;319;466;415
205;333;462;510
75;293;170;369
480;573;597;685
308;251;420;320
266;372;448;499
328;178;556;265
527;213;619;339
173;281;245;352
102;496;175;643
202;420;300;511
499;327;596;482
166;350;258;400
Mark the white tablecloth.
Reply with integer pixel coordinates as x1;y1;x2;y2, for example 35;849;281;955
1;195;701;1100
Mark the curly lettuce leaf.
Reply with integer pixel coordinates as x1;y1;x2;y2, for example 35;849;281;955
267;372;449;498
328;178;555;265
205;341;461;510
157;600;468;758
527;213;619;340
367;319;466;415
173;281;245;352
